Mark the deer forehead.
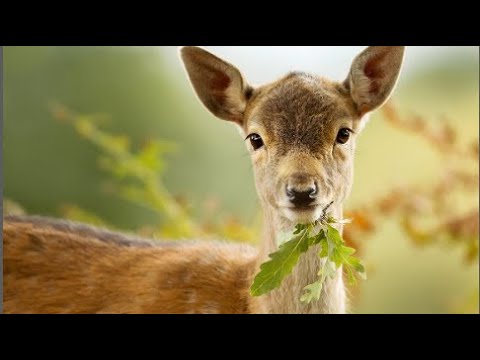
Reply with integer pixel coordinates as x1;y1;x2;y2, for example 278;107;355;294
245;72;359;154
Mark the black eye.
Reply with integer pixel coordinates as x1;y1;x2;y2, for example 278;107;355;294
336;128;351;144
248;133;264;150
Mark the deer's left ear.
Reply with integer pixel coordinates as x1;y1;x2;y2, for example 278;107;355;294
345;46;405;116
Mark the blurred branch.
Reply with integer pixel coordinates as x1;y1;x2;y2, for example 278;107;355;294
50;102;260;243
344;103;479;264
60;204;113;229
51;102;200;238
3;198;27;216
382;103;479;160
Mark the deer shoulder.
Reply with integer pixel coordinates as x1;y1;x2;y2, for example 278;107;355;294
3;215;260;314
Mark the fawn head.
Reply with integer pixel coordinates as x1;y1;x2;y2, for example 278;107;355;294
181;46;404;223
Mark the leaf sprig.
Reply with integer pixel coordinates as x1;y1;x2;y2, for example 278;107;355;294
250;213;366;304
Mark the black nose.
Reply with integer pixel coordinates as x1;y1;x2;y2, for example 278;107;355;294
286;184;317;208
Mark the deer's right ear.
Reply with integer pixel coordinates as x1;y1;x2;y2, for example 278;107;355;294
180;46;252;125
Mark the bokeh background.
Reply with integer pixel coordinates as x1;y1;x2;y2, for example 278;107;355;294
4;46;479;313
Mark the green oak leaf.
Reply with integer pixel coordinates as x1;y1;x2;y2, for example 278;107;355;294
300;259;337;303
325;224;367;285
250;224;320;296
250;217;367;303
300;282;323;303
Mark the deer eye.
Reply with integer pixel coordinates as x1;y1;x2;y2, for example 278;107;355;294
248;133;264;150
336;128;352;144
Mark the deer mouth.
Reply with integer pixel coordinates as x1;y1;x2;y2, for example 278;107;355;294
281;204;323;223
280;201;334;224
290;204;318;211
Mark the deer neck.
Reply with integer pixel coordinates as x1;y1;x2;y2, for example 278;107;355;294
255;203;346;314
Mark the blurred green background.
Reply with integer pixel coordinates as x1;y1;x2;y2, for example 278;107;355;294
3;46;479;313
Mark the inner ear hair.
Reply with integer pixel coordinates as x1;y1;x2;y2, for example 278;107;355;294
180;46;252;125
346;46;405;116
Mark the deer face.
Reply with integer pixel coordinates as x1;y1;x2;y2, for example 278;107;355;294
242;74;360;223
181;46;404;224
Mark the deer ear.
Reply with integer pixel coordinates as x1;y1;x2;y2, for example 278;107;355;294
345;46;405;116
180;46;252;125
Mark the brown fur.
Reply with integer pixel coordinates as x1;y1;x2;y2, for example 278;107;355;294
3;216;259;314
4;46;405;313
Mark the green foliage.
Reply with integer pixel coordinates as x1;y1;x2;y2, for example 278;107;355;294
4;47;192;230
301;224;366;303
54;106;200;238
250;217;366;304
250;223;318;297
3;198;27;216
53;105;258;243
60;204;113;228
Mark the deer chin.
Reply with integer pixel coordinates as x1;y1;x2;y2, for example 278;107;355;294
280;205;324;224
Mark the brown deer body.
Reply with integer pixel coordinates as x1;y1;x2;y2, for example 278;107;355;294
3;46;405;314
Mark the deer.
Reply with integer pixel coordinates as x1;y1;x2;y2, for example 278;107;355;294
3;46;405;314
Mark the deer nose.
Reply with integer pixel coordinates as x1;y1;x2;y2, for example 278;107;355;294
286;183;318;208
